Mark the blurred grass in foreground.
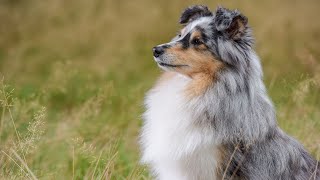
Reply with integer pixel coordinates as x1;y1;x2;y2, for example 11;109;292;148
0;0;319;179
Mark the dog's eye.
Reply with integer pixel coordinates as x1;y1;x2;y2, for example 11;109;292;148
192;38;202;45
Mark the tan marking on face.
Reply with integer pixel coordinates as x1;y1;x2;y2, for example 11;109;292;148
166;44;224;98
197;44;207;50
190;31;207;50
192;30;209;50
190;30;201;39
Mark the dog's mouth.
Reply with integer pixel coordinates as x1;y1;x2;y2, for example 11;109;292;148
158;62;188;68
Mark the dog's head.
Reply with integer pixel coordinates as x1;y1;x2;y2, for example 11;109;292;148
153;5;253;78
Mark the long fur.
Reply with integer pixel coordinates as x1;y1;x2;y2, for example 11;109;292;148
140;5;320;180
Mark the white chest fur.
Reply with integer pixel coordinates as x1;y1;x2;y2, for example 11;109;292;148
140;74;219;180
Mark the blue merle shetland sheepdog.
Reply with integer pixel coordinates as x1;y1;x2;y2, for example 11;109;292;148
140;5;320;180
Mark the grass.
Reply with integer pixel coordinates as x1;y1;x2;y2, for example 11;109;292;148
0;0;319;179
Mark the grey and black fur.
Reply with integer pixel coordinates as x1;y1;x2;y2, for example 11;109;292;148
145;5;320;180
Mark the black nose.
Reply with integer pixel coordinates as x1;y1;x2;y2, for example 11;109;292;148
153;46;165;57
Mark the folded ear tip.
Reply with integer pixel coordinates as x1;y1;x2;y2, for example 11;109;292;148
214;6;249;40
235;13;248;25
242;15;248;24
184;5;210;12
179;5;212;25
215;6;248;23
179;18;187;24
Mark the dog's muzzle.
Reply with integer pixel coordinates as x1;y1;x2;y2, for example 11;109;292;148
152;44;170;57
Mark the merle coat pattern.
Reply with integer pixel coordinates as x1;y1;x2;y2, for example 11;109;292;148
140;5;320;180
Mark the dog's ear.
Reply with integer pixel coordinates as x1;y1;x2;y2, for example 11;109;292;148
179;5;213;25
214;6;248;40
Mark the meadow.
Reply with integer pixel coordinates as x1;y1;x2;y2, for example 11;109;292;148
0;0;319;179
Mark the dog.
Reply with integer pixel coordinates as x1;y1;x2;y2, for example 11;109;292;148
139;5;319;180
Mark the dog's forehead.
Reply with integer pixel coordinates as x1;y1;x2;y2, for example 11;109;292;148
181;17;212;35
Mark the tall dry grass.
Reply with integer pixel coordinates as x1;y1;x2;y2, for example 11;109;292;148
0;0;319;179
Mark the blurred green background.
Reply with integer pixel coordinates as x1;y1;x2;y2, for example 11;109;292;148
0;0;319;179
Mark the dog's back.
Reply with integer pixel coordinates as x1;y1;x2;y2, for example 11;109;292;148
219;129;319;179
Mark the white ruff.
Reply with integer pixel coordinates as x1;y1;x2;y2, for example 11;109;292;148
140;74;219;180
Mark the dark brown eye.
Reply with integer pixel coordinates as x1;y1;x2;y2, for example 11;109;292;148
192;38;202;45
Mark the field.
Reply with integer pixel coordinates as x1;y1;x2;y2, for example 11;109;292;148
0;0;319;179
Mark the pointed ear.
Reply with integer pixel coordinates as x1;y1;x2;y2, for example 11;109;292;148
215;7;248;40
179;5;213;25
